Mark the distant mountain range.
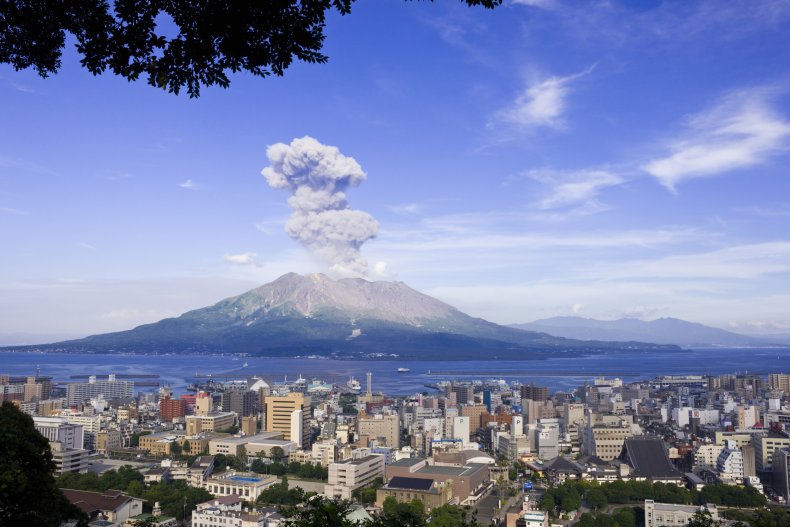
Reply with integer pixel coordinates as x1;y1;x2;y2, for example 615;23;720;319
510;316;790;348
3;273;678;359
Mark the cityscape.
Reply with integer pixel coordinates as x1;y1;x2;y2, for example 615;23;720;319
2;1;790;527
2;364;790;526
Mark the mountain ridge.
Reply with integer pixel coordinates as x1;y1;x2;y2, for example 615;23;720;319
3;273;681;359
510;316;789;348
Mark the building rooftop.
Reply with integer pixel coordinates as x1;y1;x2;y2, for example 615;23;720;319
621;438;682;479
340;455;383;465
62;489;135;515
386;476;437;491
389;457;425;468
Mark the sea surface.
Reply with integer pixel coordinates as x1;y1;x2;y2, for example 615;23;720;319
0;348;784;396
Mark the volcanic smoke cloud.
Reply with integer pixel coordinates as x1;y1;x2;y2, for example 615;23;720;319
262;136;379;277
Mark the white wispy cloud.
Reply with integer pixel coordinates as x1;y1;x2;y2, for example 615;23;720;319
493;65;595;131
179;179;201;190
643;88;790;191
526;168;624;210
511;0;558;9
389;203;422;215
610;242;790;280
0;207;30;216
224;253;262;267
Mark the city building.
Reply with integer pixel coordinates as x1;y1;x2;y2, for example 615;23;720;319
376;476;454;511
203;471;278;501
324;454;386;500
644;500;719;527
265;393;311;448
62;489;144;524
159;396;187;421
357;413;400;448
186;411;236;435
191;495;267;527
520;385;549;402
386;458;490;505
754;433;790;472
66;375;133;406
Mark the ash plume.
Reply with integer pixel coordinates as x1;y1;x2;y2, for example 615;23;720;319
262;136;379;277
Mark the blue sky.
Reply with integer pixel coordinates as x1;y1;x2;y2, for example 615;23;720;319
2;0;790;340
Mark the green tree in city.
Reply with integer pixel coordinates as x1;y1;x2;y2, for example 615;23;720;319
586;488;608;510
561;487;581;513
0;402;88;527
286;495;360;527
428;504;479;527
182;439;191;453
687;510;723;527
271;446;286;462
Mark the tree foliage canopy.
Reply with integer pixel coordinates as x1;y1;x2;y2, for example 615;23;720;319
0;0;502;97
0;402;87;527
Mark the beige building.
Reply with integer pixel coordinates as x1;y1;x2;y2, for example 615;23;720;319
325;454;386;500
265;393;311;447
644;500;719;527
376;476;453;511
97;429;123;454
459;404;488;431
754;433;790;472
203;471;278;501
241;415;258;436
770;374;790;392
385;457;490;505
208;432;293;457
583;425;635;461
140;432;184;456
714;430;754;448
358;414;400;448
692;444;725;472
312;440;338;467
186;412;236;435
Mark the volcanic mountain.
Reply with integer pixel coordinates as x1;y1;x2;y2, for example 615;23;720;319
15;273;679;359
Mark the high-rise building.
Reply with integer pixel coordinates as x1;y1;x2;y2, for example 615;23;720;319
241;415;258;436
160;396;187;421
221;390;258;417
451;384;474;405
774;448;790;502
358;414;400;448
770;374;790;393
520;384;549;402
265;393;311;447
66;375;133;406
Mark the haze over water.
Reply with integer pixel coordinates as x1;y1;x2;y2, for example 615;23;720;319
3;348;786;396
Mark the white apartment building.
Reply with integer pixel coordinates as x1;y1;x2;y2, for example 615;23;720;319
324;454;385;500
191;496;267;527
644;500;719;527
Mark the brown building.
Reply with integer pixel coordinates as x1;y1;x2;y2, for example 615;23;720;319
520;385;549;402
241;415;258;436
159;396;187;421
376;476;453;511
460;404;488;431
385;458;489;505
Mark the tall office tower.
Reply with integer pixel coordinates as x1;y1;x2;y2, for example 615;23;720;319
520;384;549;402
265;392;312;447
66;374;133;406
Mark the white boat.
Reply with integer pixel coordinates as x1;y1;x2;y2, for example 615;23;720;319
347;376;361;392
242;362;248;368
397;367;410;373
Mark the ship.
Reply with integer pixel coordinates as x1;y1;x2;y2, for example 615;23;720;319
397;367;411;373
347;376;362;393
